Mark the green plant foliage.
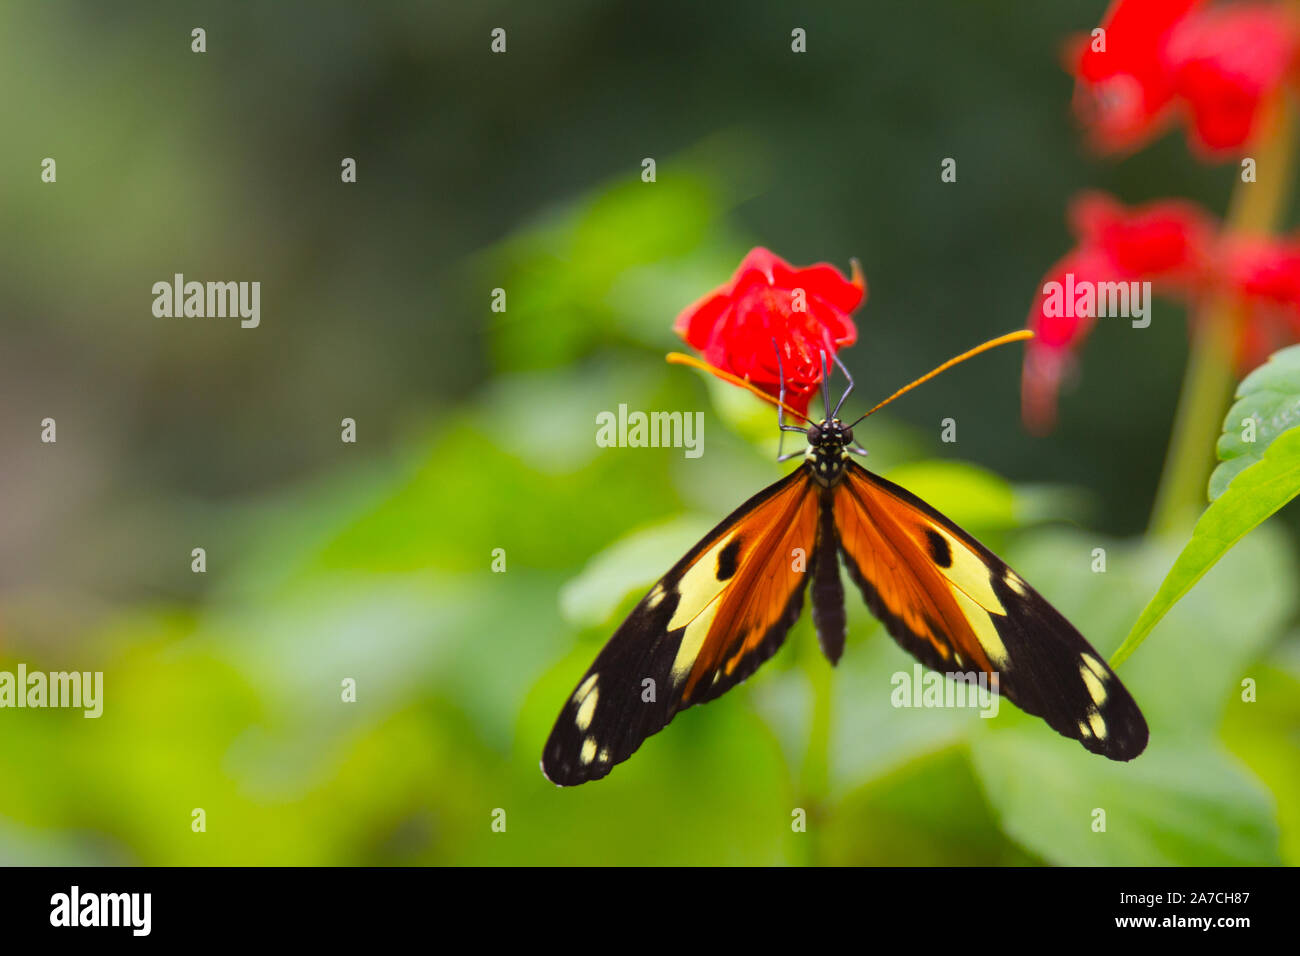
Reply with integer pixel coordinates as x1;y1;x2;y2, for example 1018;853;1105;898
1210;344;1300;500
968;527;1293;865
1114;426;1300;668
3;112;1296;867
1221;651;1300;864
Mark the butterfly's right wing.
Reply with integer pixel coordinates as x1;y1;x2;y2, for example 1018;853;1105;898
832;461;1148;761
542;466;820;786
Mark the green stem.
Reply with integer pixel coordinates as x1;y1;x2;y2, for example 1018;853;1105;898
798;639;832;864
1148;96;1296;537
1148;302;1240;537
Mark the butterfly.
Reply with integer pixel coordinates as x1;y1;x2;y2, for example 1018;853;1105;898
541;331;1148;786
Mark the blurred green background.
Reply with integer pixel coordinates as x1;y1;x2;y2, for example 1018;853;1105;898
0;1;1296;865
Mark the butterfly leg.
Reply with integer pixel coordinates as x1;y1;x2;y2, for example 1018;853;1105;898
820;350;833;421
830;349;854;420
773;339;807;462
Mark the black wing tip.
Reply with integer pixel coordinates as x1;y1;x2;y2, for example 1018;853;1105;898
1070;701;1150;762
540;757;565;787
540;754;616;787
541;732;620;787
540;751;587;787
540;756;579;787
1111;718;1150;762
1079;728;1149;762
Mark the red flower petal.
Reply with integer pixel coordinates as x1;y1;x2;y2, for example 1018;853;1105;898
1068;191;1217;285
1071;0;1203;152
787;263;867;317
1025;192;1300;433
1022;233;1162;434
1027;245;1124;352
673;247;865;416
1221;233;1300;307
1165;4;1299;153
671;291;731;344
1221;234;1300;368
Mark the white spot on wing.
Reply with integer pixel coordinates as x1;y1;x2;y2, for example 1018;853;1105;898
670;599;720;687
930;527;1007;615
952;588;1010;669
1080;665;1107;707
667;533;738;631
580;736;598;764
576;687;599;731
573;673;599;703
1082;654;1107;680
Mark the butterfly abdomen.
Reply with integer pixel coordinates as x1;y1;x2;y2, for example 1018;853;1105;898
811;491;846;664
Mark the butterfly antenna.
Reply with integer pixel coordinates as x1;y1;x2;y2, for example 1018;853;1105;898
666;352;810;424
847;330;1034;428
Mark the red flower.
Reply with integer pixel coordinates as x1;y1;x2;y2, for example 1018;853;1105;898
1023;193;1216;433
1023;192;1300;431
1070;0;1299;157
1068;192;1216;283
1022;245;1125;434
674;247;865;416
1071;0;1200;152
1220;234;1300;367
1165;3;1299;153
1222;234;1300;305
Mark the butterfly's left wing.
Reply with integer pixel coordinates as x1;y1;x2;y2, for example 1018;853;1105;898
542;466;821;786
832;461;1148;761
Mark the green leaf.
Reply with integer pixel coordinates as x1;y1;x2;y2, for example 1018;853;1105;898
1210;343;1300;500
1222;658;1300;865
824;747;1037;865
882;460;1018;531
558;515;713;627
1112;425;1300;668
971;735;1279;865
969;526;1294;865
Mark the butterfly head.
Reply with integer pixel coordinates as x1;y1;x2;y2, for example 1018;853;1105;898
805;418;853;485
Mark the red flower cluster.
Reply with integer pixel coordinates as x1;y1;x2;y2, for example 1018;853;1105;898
1072;0;1300;156
1221;233;1300;366
1024;192;1300;432
674;247;865;416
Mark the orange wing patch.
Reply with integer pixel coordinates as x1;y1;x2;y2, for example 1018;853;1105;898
833;466;1003;674
671;472;820;703
542;467;821;786
832;461;1147;761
